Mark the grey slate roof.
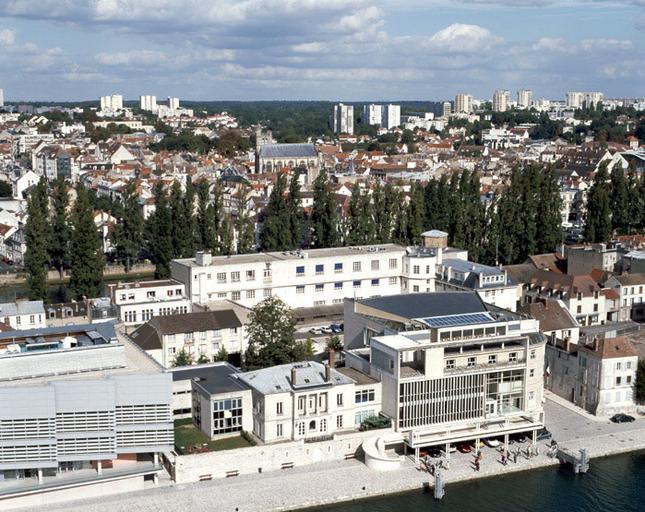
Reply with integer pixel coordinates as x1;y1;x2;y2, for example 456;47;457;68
171;362;248;394
237;361;353;395
359;292;487;320
442;258;505;277
0;300;45;316
258;143;318;158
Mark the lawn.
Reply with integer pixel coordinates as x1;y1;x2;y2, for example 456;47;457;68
174;421;255;454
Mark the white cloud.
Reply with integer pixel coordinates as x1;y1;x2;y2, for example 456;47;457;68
291;42;327;54
0;28;16;46
95;50;167;66
425;23;503;53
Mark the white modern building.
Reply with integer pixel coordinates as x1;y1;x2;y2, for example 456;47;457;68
493;89;509;112
362;104;383;126
455;93;473;114
0;88;4;108
168;97;180;110
100;94;124;112
107;279;191;326
0;300;46;330
517;89;533;109
344;292;546;460
0;322;172;503
139;95;157;112
566;91;604;109
442;101;452;118
382;104;401;130
332;103;354;135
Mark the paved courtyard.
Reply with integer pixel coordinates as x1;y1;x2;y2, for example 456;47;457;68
10;397;645;512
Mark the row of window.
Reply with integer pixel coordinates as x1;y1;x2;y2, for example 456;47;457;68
118;288;183;302
445;350;536;370
296;258;399;277
296;278;397;294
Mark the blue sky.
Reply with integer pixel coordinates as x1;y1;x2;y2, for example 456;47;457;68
0;0;643;102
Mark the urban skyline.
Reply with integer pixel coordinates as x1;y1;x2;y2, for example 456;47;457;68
0;1;644;101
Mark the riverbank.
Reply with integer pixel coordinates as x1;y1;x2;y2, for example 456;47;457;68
10;399;645;512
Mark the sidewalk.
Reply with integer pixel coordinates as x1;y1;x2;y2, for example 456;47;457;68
544;390;605;422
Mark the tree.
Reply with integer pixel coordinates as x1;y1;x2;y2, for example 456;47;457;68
196;182;216;251
173;348;194;367
147;183;173;278
311;169;339;248
584;164;612;243
406;181;425;244
112;181;143;272
49;177;70;278
183;182;197;257
69;183;105;300
286;173;304;248
197;353;211;364
610;167;629;233
24;180;50;301
260;173;291;251
213;345;229;362
169;182;192;259
0;181;12;197
298;338;316;360
235;185;255;254
243;296;299;370
326;335;343;352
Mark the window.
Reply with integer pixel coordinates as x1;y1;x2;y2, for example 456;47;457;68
355;410;375;426
320;418;327;432
297;396;306;412
509;352;518;363
413;265;420;274
627;375;632;384
528;391;535;401
389;258;398;269
334;282;343;290
231;271;240;282
246;270;255;281
276;423;283;437
577;305;582;314
29;315;35;324
296;285;305;294
371;260;379;271
467;357;476;367
616;376;622;386
336;415;343;429
231;291;241;301
336;393;344;406
277;402;283;415
413;285;419;292
146;291;156;299
445;359;455;369
217;272;226;283
353;261;361;272
334;262;343;273
211;397;243;435
355;389;375;403
627;361;632;369
315;264;324;275
389;277;397;285
246;290;255;299
315;283;324;292
263;268;272;279
593;303;598;312
297;422;305;436
263;288;272;298
371;279;379;287
530;350;536;360
488;354;497;364
529;369;535;377
353;280;361;288
616;362;622;370
296;266;305;276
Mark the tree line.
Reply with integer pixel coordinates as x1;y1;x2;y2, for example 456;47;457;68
258;165;563;266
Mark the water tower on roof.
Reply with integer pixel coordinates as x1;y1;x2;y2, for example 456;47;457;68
420;230;448;249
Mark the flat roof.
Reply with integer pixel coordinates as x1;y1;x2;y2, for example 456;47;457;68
359;292;487;321
441;258;505;277
172;363;248;395
418;311;496;328
174;244;405;267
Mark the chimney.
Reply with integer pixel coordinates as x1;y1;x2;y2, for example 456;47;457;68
328;348;335;368
593;336;599;352
291;366;297;385
563;337;570;352
325;363;332;383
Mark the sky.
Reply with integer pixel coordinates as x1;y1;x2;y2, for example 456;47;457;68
0;0;644;102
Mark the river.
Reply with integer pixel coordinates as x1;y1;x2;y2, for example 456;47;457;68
306;451;644;512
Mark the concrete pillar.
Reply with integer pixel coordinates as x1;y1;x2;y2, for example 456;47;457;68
532;429;537;446
97;461;102;475
153;472;159;485
37;468;43;484
415;447;419;465
445;442;450;461
153;452;159;466
504;433;509;451
475;438;480;454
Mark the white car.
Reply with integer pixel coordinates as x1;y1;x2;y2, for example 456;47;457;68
483;438;501;448
309;327;323;335
321;326;333;334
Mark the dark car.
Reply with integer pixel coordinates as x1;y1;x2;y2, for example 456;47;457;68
610;413;635;423
330;324;343;334
456;442;472;454
536;428;553;441
510;432;529;444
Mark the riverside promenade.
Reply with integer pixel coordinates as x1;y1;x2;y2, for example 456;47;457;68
13;396;645;512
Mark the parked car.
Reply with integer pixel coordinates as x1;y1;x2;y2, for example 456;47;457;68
309;327;323;335
456;442;472;454
483;438;501;448
321;326;333;334
510;432;529;444
536;428;553;441
610;413;635;423
330;324;343;334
